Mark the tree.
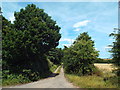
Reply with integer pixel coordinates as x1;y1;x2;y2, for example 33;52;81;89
110;28;120;78
2;4;61;80
2;16;13;70
13;4;61;57
47;48;63;65
63;32;99;75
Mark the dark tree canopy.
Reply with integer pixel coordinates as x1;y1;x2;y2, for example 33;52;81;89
14;4;61;55
2;4;61;80
2;16;13;70
47;48;63;65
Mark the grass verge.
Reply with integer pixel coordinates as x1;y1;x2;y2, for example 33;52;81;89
65;74;118;88
65;63;119;88
48;59;58;73
55;65;62;74
2;60;59;87
65;66;119;88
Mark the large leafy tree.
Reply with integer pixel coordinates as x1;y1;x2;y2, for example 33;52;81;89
13;4;61;57
2;16;13;70
63;32;99;75
2;4;61;77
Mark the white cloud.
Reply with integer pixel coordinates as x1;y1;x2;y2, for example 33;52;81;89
74;28;80;31
8;13;15;23
73;20;91;28
9;16;15;23
109;38;115;41
60;38;75;47
62;44;71;47
105;46;113;49
60;38;75;43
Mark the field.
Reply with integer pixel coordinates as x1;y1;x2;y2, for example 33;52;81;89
94;63;116;73
65;63;119;88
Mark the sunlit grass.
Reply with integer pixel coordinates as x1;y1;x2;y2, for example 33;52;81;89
48;59;58;73
65;74;117;88
65;65;118;88
55;65;62;74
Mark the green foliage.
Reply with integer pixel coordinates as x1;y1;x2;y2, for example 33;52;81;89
47;59;58;72
63;32;99;76
2;16;12;70
94;58;114;63
47;48;63;65
109;29;120;79
55;65;62;74
92;67;103;76
2;4;61;83
2;70;30;86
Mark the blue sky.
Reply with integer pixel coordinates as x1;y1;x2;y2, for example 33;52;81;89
2;2;118;58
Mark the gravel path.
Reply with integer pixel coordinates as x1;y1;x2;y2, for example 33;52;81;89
7;67;76;88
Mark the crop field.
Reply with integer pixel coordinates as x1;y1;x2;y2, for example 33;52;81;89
94;63;116;73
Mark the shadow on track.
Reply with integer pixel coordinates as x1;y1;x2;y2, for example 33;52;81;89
49;73;59;77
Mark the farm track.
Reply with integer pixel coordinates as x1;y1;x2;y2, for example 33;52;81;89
4;67;76;88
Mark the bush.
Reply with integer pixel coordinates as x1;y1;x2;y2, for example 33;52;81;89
2;74;30;86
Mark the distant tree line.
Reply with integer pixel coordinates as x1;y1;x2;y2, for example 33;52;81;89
94;58;114;63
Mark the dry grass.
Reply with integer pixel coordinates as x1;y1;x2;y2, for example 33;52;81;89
65;74;117;88
94;63;117;73
65;63;118;88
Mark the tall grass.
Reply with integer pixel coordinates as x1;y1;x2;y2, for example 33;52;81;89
65;67;118;88
65;74;117;88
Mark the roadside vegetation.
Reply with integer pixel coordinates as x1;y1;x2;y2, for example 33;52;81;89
2;4;62;86
63;31;119;88
1;3;119;88
55;65;62;74
65;64;118;88
109;28;120;87
65;74;118;88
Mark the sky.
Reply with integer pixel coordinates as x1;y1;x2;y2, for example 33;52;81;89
1;1;118;58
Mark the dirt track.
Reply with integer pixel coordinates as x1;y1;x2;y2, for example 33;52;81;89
7;67;75;88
